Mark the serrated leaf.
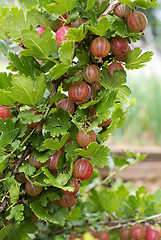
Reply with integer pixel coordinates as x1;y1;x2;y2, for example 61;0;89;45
100;68;127;90
117;85;131;100
9;184;20;204
0;224;14;240
39;189;60;207
75;142;110;168
19;163;36;176
66;207;82;221
43;133;70;150
50;0;78;14
125;48;153;70
6;204;24;221
66;28;87;42
18;110;43;125
86;0;96;11
0;40;9;58
10;74;46;105
118;0;157;8
49;63;70;80
21;28;57;61
44;109;71;137
0;118;20;148
59;41;74;65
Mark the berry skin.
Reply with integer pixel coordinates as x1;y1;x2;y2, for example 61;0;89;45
77;129;96;148
91;36;110;58
73;159;93;181
83;65;101;83
130;224;145;240
25;181;43;196
56;98;75;115
36;26;47;37
145;229;160;240
56;26;70;46
127;12;148;32
0;105;13;121
113;4;132;20
107;62;124;77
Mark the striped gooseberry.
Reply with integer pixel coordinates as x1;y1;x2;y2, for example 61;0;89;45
130;224;145;240
73;159;93;181
145;229;160;240
77;129;96;148
48;150;61;171
56;26;70;46
91;37;110;59
62;178;80;195
68;81;91;105
119;227;131;240
107;62;124;77
25;181;43;196
113;4;132;20
56;98;75;115
127;12;148;32
110;36;131;62
0;105;13;121
83;65;101;83
29;154;43;168
56;194;77;208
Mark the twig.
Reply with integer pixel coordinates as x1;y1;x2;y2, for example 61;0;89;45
13;145;31;175
84;156;144;195
51;213;161;236
98;0;120;21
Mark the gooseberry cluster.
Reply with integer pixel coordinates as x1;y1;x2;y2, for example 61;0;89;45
119;223;161;240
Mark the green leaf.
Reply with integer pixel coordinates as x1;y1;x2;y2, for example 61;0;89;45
9;184;20;204
66;28;87;42
44;109;71;137
86;0;96;11
100;68;127;90
118;0;157;8
19;163;36;176
6;204;24;221
59;41;74;65
0;224;14;240
64;141;80;163
0;40;9;58
43;133;70;150
39;189;60;207
0;118;20;148
10;74;46;105
87;16;110;36
51;0;78;14
113;156;129;167
66;207;82;221
117;85;131;100
21;28;57;61
18;110;43;125
49;63;70;80
125;48;153;70
75;142;110;168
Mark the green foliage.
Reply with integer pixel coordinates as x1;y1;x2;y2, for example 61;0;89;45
0;0;158;239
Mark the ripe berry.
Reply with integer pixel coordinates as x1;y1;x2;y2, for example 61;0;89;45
0;105;13;121
93;231;110;240
91;36;110;59
56;98;75;115
83;65;101;83
107;62;124;77
29;154;43;168
119;227;131;240
127;12;148;32
98;118;111;128
15;172;27;183
25;181;43;196
130;224;145;240
56;26;70;46
113;4;132;20
48;151;61;171
145;229;160;240
73;159;93;181
62;178;80;195
56;194;77;208
110;36;131;62
77;129;96;148
36;26;47;37
68;81;91;105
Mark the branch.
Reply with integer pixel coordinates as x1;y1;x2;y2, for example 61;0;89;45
51;213;161;237
98;0;120;21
